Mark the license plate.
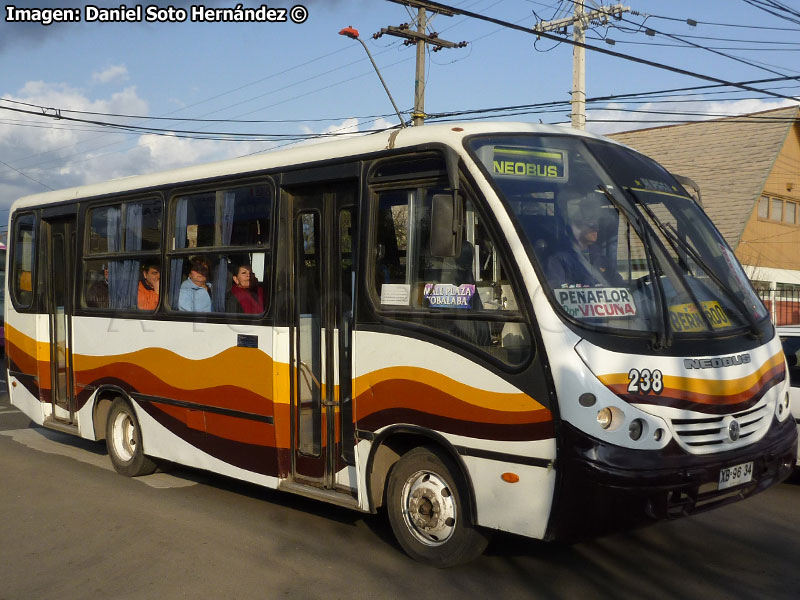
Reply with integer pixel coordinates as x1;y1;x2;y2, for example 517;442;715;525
718;461;753;490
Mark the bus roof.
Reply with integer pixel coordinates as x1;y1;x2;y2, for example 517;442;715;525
8;121;617;213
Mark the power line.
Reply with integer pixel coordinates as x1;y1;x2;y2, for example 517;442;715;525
642;13;800;32
741;0;800;26
384;0;799;102
0;158;53;190
0;103;400;141
0;50;418;177
0;38;411;176
0;98;399;125
424;75;800;120
548;0;797;78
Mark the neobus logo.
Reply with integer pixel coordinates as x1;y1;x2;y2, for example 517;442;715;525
683;353;751;369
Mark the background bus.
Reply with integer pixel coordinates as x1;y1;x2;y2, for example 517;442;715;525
1;241;5;357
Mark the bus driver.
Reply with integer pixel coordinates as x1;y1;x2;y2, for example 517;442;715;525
545;190;622;289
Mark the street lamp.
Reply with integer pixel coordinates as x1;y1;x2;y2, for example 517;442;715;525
339;26;406;128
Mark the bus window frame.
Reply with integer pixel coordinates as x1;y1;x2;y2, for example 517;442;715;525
365;154;535;372
164;176;277;318
8;211;39;313
79;194;165;314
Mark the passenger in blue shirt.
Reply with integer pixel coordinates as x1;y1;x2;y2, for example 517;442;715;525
179;257;213;312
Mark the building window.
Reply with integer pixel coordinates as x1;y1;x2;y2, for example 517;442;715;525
758;196;769;219
771;197;783;221
758;194;798;226
785;201;797;225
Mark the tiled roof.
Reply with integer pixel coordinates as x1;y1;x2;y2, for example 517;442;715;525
610;106;799;249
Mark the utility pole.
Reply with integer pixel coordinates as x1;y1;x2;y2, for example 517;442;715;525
377;1;467;126
536;2;630;129
413;8;427;127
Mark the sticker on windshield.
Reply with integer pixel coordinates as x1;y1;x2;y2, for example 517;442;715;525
490;146;568;182
669;301;732;333
634;178;679;194
381;284;411;306
556;287;636;319
424;283;476;309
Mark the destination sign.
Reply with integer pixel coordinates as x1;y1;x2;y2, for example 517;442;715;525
668;301;733;333
491;146;568;182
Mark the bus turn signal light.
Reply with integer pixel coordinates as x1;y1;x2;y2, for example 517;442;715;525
501;472;520;483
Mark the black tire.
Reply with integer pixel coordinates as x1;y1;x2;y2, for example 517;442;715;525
105;398;157;477
386;446;490;567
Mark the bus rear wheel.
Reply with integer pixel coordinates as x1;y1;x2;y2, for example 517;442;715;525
106;398;157;477
386;446;489;567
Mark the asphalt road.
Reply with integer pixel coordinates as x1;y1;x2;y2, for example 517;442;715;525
1;380;798;599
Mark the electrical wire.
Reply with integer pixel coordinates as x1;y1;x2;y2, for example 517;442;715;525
389;0;800;101
573;2;798;78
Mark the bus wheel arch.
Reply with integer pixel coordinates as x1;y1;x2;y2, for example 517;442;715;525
105;396;157;477
366;427;478;524
92;385;131;441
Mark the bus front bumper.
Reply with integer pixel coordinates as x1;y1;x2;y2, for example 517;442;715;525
547;417;797;541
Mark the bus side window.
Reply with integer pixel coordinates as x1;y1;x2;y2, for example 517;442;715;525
83;200;162;311
11;213;36;309
167;183;271;315
371;187;532;366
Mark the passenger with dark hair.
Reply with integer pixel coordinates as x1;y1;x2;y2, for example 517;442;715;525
545;190;623;289
179;256;212;312
87;264;109;308
137;261;160;310
226;263;264;314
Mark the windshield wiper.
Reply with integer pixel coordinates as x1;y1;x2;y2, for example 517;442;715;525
627;188;761;338
632;194;715;333
597;184;671;349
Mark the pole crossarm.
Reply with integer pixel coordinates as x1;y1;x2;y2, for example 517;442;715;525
375;25;467;49
535;3;629;34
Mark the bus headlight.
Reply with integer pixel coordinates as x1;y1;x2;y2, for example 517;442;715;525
597;407;613;429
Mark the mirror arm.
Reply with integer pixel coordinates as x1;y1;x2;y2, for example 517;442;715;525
444;147;460;195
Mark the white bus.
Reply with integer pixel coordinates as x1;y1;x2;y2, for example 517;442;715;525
5;123;796;566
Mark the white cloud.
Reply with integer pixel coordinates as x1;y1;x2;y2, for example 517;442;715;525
295;116;397;147
0;97;404;227
0;80;259;214
92;65;129;84
586;98;797;136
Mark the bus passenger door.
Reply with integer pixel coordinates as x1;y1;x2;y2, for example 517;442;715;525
289;183;357;489
42;214;78;425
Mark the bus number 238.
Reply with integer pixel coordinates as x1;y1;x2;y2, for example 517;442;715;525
627;369;664;394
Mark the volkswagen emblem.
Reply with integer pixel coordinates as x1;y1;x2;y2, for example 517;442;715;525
728;419;740;442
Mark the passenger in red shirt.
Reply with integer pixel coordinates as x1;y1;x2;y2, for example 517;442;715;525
226;263;264;314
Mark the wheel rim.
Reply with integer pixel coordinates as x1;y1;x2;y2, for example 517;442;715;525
400;469;457;546
111;411;136;463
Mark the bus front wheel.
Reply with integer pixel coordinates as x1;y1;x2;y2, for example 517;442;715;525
386;446;489;567
106;398;157;477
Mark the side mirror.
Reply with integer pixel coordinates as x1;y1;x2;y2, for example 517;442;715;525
430;193;463;258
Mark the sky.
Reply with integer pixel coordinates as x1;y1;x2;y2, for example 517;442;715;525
1;0;799;228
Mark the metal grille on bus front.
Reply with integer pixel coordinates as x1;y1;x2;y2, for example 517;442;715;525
669;404;771;453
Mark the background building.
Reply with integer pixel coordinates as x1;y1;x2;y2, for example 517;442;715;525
611;106;800;323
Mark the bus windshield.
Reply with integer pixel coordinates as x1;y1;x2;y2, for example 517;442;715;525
469;134;768;339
